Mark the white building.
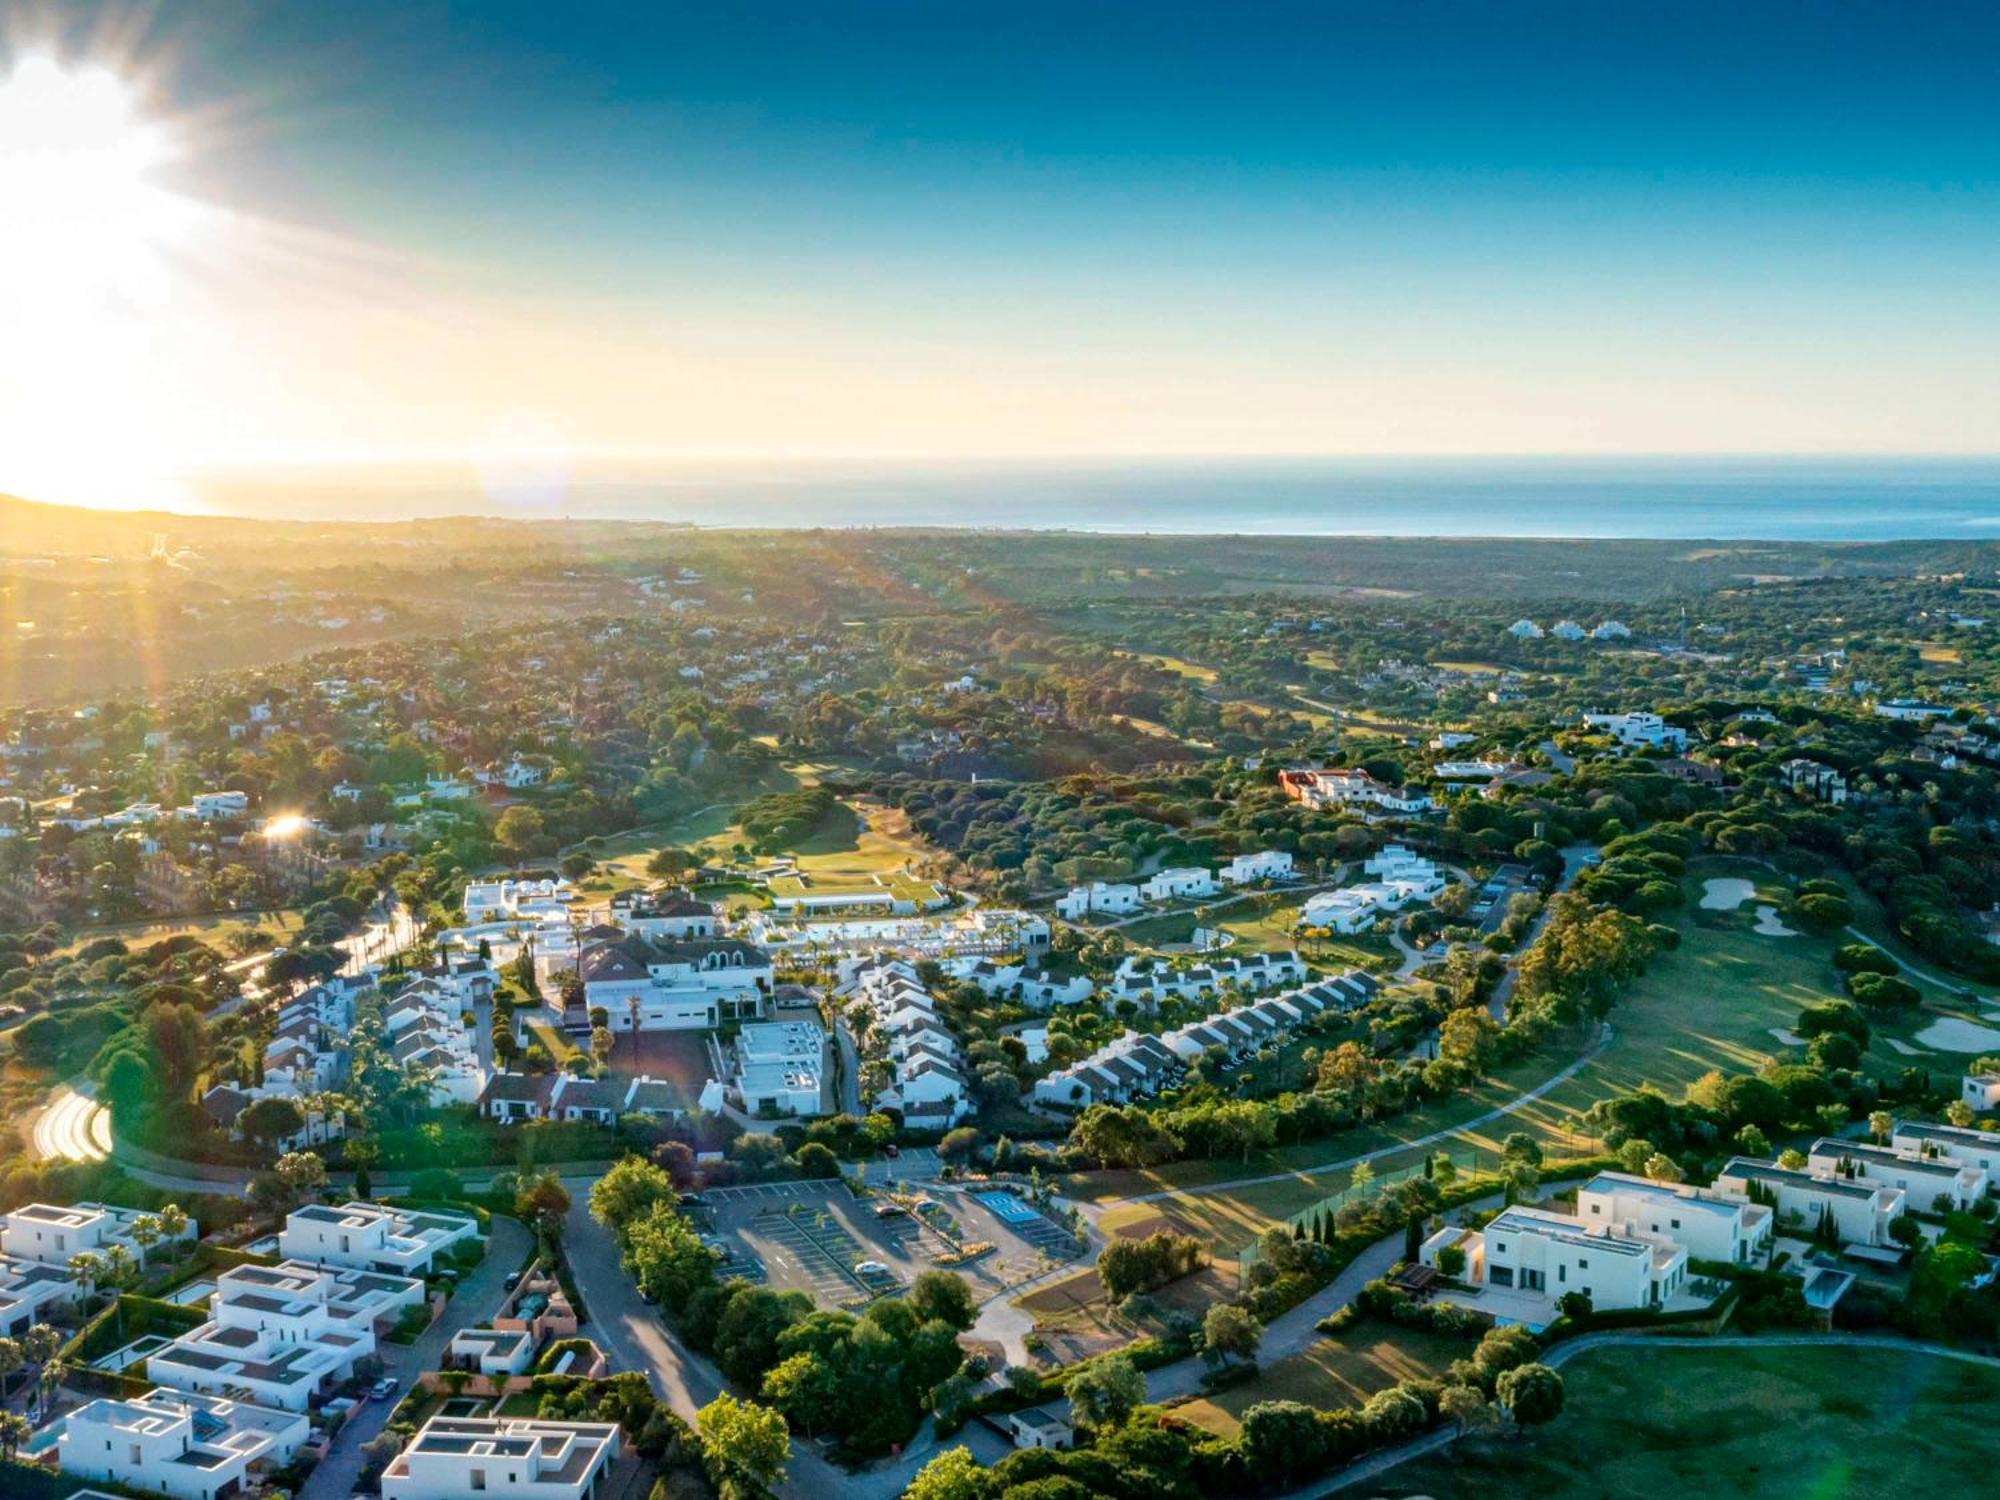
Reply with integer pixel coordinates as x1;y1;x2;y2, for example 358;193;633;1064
150;1260;420;1412
1033;1031;1182;1109
1805;1138;1983;1212
578;935;772;1029
0;1201;196;1268
279;1201;480;1277
1891;1119;2000;1191
1592;620;1632;640
61;1389;309;1500
188;789;251;821
462;877;575;923
1550;620;1587;641
1711;1157;1905;1247
609;888;719;940
1574;1171;1773;1265
1139;867;1220;903
1581;711;1689;751
946;957;1096;1011
448;1326;536;1378
1959;1075;2000;1113
0;1252;79;1337
381;1417;621;1500
1422;1203;1689;1321
1105;949;1306;1005
1055;881;1141;920
732;1020;826;1118
1507;619;1544;639
1006;1406;1075;1451
1281;767;1433;815
1300;848;1444;934
1874;699;1953;723
1218;849;1296;884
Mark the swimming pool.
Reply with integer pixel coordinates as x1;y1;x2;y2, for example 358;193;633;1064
975;1191;1040;1225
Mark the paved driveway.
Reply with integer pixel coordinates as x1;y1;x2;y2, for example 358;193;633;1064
302;1214;532;1500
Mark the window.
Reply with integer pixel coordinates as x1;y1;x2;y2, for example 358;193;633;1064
1490;1265;1514;1287
472;1471;487;1491
1671;1218;1681;1229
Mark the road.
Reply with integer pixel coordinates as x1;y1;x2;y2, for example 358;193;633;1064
1488;842;1596;1018
342;898;419;976
31;1084;111;1163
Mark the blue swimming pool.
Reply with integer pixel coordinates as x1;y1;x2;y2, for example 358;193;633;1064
975;1191;1039;1224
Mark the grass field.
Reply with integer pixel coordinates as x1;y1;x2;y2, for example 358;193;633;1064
1175;1324;1466;1437
1375;1343;2000;1499
1115;650;1220;683
51;907;304;958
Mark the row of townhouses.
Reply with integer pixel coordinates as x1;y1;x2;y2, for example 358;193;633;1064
842;958;976;1128
1105;949;1307;1005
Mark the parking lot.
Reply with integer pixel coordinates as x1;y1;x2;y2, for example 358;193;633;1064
692;1180;1083;1308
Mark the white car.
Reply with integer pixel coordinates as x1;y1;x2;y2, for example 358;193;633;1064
854;1260;889;1276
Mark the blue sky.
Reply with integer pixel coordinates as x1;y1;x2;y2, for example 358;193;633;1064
8;0;1999;488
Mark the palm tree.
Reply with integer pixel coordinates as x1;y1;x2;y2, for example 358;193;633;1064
0;1337;22;1402
67;1251;104;1304
0;1410;30;1460
128;1214;162;1264
156;1203;190;1255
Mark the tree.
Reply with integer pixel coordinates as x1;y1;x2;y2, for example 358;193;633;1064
496;806;549;859
239;1096;306;1154
938;1127;983;1166
590;1026;616;1072
516;1170;573;1237
696;1393;789;1500
0;1411;30;1461
792;1142;840;1180
1947;1100;1976;1128
0;1338;22;1401
906;1270;977;1332
272;1150;328;1206
1067;1352;1144;1432
1439;1383;1495;1436
1201;1302;1263;1367
904;1445;990;1500
590;1155;676;1232
1642;1153;1684;1184
1868;1109;1893;1144
1498;1362;1565;1429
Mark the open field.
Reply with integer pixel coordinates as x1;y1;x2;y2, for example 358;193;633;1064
1114;650;1219;683
51;907;305;958
1374;1343;2000;1499
1175;1323;1466;1437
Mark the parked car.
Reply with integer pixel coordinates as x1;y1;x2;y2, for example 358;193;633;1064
883;1144;900;1158
503;1271;522;1291
854;1260;889;1276
370;1379;399;1401
873;1203;908;1219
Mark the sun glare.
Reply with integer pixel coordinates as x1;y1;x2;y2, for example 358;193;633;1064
0;53;204;509
0;54;192;304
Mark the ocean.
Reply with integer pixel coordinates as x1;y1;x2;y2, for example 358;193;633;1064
185;456;2000;540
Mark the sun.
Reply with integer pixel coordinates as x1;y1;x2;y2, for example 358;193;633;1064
0;53;207;509
0;53;193;305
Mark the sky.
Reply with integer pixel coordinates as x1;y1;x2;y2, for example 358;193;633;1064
2;1;1998;509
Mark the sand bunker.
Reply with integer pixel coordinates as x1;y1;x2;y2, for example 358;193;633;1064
1915;1018;2000;1053
1700;877;1757;910
1768;1028;1806;1047
1752;906;1797;936
1885;1038;1928;1056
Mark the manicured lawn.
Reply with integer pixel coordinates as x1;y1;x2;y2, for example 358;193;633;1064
1175;1324;1466;1437
51;907;304;958
1376;1343;2000;1499
528;1022;581;1065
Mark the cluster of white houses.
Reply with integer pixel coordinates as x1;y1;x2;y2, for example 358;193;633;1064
1031;968;1379;1108
1279;767;1434;816
1053;849;1296;921
1105;949;1306;1006
1417;1128;2000;1330
6;1199;485;1500
1300;845;1447;934
841;958;976;1127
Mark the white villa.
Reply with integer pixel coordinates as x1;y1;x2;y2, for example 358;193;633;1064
279;1202;480;1277
1055;881;1141;920
577;935;773;1030
1140;866;1221;902
0;1201;197;1268
1959;1075;2000;1114
1219;849;1296;884
1890;1119;2000;1191
1421;1204;1689;1326
381;1417;621;1500
1580;711;1689;751
149;1261;422;1412
1711;1156;1905;1247
462;877;575;923
60;1389;309;1500
1301;846;1445;934
731;1020;827;1118
1806;1137;1984;1212
0;1252;79;1337
1573;1171;1774;1265
1281;767;1434;815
